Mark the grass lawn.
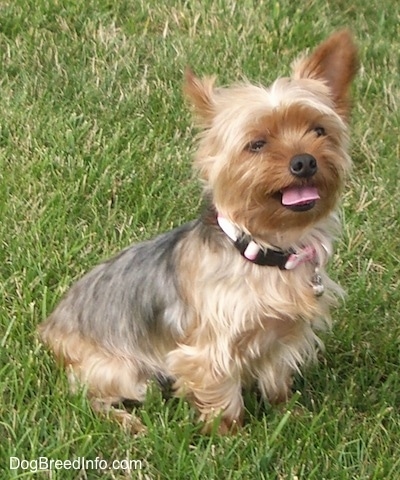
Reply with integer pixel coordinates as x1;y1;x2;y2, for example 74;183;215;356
1;0;399;478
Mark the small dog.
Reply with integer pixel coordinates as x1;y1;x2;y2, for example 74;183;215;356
39;30;358;434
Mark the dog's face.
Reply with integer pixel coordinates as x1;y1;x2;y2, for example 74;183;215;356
185;30;358;239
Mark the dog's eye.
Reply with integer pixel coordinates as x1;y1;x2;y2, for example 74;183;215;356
247;140;267;153
313;126;326;137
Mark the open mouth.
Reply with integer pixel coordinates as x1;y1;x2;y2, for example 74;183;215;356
280;185;320;212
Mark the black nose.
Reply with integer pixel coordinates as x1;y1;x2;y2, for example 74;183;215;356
290;154;317;178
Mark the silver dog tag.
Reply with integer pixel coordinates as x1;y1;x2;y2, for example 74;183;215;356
311;268;325;297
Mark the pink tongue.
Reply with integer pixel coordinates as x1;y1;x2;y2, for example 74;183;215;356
281;186;320;206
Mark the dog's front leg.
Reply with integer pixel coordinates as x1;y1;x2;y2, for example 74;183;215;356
256;359;294;405
167;347;244;434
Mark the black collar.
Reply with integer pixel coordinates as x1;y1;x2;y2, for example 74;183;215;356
233;233;293;269
216;214;316;270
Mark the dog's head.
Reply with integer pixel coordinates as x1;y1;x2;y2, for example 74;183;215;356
185;30;358;241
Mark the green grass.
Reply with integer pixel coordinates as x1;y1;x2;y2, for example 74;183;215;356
1;0;399;478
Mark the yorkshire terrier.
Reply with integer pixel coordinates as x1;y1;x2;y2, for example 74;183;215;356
39;30;358;434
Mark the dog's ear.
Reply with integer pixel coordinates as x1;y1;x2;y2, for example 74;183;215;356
184;68;217;126
292;30;358;118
